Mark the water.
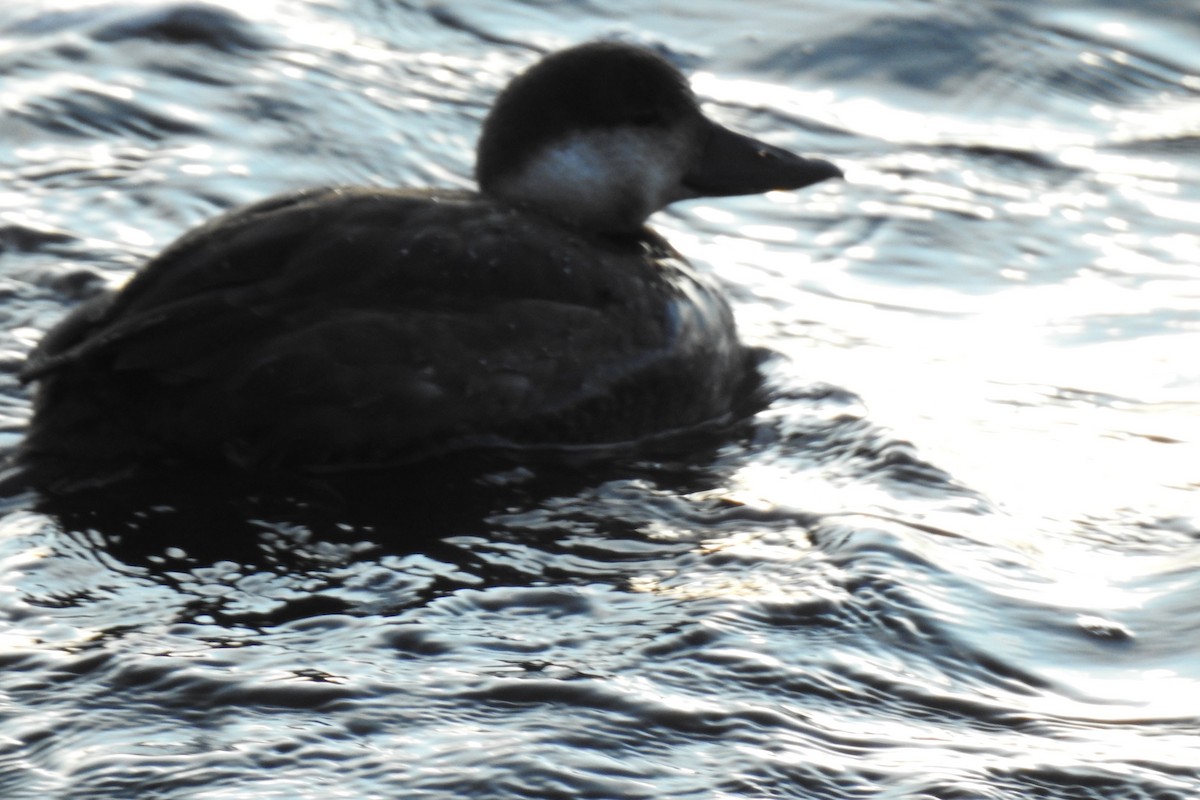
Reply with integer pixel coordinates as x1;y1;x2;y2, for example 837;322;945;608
1;1;1198;797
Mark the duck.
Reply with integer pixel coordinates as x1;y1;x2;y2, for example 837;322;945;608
15;41;841;491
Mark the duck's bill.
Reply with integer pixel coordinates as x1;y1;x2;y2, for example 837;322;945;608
683;121;842;198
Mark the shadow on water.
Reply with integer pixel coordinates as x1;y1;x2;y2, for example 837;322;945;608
4;421;756;622
2;373;983;630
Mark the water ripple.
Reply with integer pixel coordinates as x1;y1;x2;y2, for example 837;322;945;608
0;1;1197;798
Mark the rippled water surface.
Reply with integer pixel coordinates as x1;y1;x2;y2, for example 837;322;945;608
1;1;1198;798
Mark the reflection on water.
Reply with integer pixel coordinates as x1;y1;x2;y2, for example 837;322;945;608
0;0;1198;797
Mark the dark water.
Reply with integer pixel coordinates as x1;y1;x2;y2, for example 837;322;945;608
1;1;1198;797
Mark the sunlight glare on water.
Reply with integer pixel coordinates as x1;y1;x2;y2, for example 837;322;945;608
0;0;1197;798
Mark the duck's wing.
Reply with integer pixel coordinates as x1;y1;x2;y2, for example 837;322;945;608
23;190;725;468
208;297;670;467
21;186;440;382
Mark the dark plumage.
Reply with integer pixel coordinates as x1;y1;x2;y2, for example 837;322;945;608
15;42;841;491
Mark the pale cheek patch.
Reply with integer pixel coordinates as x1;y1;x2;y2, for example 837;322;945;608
500;127;692;230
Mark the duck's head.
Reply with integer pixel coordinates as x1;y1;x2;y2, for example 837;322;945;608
476;41;842;235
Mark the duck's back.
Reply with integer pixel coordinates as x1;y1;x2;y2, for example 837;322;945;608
20;187;754;482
